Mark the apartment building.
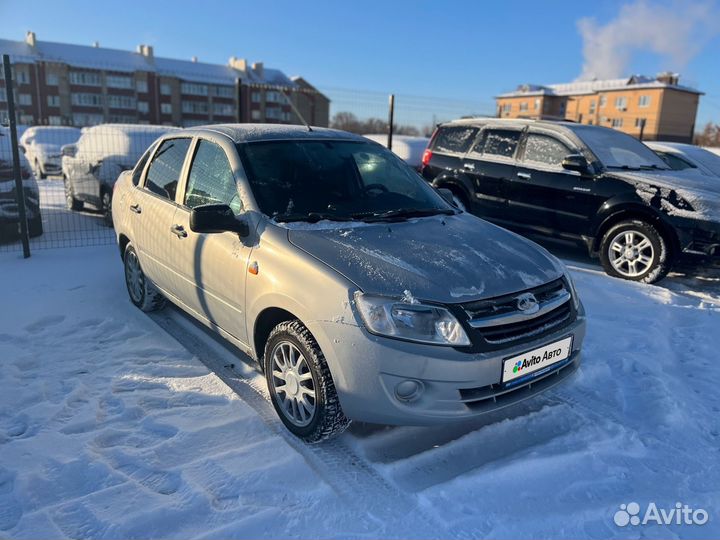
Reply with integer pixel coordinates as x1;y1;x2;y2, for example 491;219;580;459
0;32;329;128
495;73;702;143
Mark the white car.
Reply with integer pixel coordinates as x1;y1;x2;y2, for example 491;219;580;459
646;141;720;179
63;124;179;225
362;134;431;171
20;126;81;178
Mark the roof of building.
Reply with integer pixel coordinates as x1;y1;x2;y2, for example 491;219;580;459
0;36;297;87
179;123;366;143
496;75;702;99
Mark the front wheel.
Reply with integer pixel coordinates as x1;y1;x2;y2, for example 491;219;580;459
64;179;83;211
102;191;113;227
264;320;350;443
123;243;166;312
599;220;671;283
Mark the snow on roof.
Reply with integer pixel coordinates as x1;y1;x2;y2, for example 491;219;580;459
183;123;365;143
0;37;297;88
496;75;702;98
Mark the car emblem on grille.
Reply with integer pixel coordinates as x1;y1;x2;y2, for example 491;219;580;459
516;292;540;314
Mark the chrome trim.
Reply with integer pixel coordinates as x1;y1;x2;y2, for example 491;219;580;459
468;290;571;329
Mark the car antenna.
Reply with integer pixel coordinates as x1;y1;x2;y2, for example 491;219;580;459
281;89;313;132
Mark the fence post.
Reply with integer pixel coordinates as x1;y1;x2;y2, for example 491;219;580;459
3;54;30;258
387;94;395;151
236;77;243;123
639;118;646;141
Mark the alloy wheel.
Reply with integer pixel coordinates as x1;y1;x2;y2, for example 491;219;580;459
124;249;144;303
270;341;317;427
608;230;655;277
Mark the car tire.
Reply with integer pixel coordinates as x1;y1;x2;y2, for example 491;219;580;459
599;219;671;283
123;243;166;312
28;216;43;238
102;191;113;228
264;320;350;443
64;179;83;211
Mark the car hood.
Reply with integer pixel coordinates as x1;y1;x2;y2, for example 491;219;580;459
609;168;720;197
32;143;62;156
286;213;564;304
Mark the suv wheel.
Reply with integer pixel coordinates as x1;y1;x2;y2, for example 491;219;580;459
123;243;166;311
64;179;83;211
599;220;671;283
102;191;113;227
264;320;350;443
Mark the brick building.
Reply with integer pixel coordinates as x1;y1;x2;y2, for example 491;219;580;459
0;31;329;128
495;74;702;143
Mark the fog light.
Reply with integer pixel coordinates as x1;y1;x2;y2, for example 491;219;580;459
395;380;424;402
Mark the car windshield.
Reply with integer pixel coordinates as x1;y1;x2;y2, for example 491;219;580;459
237;139;453;222
686;146;720;177
570;125;670;170
30;128;80;146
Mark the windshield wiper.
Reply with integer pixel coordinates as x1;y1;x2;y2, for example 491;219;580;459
639;164;668;170
607;165;642;171
273;212;356;224
354;207;455;222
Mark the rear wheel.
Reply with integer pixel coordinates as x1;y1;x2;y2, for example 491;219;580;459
264;320;350;443
102;191;113;227
123;243;166;311
64;179;83;211
599;220;671;283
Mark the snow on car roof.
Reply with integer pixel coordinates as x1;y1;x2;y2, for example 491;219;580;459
184;124;367;143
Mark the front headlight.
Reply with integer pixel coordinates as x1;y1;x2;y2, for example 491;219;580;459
354;291;471;346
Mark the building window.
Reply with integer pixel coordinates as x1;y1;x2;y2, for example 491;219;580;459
519;102;528;112
181;101;209;114
611;118;623;128
266;91;285;103
15;70;30;84
599;96;607;108
265;107;282;120
180;82;209;96
48;116;62;125
251;91;262;103
20;114;34;124
136;80;148;93
214;85;234;98
212;102;233;116
137;101;149;114
108;114;136;123
589;100;596;114
501;103;511;114
47;95;60;107
160;103;172;115
107;95;136;109
72;113;104;126
18;94;32;105
69;71;102;86
71;93;103;107
160;83;172;95
0;88;6;101
614;96;627;110
46;73;59;86
534;98;540;110
251;109;261;120
635;118;646;128
106;75;133;89
638;95;651;108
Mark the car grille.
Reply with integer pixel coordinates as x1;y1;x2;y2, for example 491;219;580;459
460;278;575;350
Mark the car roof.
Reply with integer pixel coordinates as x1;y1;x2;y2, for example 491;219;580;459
173;123;367;143
440;117;579;132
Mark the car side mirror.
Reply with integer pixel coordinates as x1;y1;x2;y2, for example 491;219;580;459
437;187;455;206
62;144;77;158
190;203;249;237
561;154;592;176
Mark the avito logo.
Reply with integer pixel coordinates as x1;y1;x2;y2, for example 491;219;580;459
613;502;709;527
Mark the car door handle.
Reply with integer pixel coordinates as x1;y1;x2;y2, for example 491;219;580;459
517;172;532;180
129;203;142;214
463;163;475;170
170;224;187;238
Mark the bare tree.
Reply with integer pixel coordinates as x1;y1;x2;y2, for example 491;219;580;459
330;111;421;136
694;122;720;147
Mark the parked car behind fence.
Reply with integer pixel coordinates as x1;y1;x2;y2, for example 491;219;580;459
19;126;81;179
0;127;42;242
63;124;179;226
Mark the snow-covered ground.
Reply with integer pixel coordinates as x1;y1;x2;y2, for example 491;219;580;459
1;242;719;539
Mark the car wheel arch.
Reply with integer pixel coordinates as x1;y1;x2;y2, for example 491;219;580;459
253;307;302;368
118;234;131;261
592;206;679;256
432;175;472;208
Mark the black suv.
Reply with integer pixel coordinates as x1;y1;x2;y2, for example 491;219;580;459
421;119;720;283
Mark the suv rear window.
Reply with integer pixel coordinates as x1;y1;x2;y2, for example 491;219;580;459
431;126;478;154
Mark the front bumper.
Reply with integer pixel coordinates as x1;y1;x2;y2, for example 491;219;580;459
674;217;720;258
307;305;586;426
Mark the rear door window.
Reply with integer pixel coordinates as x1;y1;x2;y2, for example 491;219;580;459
431;126;478;154
478;129;521;159
144;138;191;201
523;133;572;167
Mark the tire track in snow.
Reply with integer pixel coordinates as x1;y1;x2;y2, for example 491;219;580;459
148;306;476;539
